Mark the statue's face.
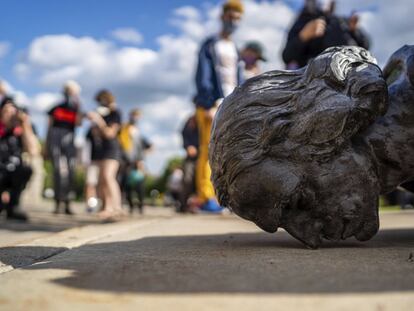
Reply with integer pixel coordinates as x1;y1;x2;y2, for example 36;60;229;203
228;149;380;249
212;46;391;248
280;150;380;248
225;53;388;249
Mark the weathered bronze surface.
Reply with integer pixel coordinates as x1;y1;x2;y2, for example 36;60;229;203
210;45;414;248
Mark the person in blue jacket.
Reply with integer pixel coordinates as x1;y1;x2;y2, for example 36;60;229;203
194;0;244;213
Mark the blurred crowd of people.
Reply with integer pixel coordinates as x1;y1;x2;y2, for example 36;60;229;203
0;82;152;222
2;0;402;223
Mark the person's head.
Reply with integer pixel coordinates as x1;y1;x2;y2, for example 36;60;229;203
129;108;141;124
95;89;116;109
242;42;266;67
63;80;81;97
221;0;244;36
210;46;388;248
0;97;18;127
303;0;322;14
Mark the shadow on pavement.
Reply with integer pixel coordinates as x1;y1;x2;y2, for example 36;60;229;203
0;212;100;233
1;228;414;294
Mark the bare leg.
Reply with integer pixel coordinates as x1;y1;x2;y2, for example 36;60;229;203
99;159;123;219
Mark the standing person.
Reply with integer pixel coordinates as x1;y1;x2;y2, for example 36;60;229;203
87;90;123;221
0;97;39;221
180;114;199;213
241;41;267;80
194;0;244;213
46;81;82;215
118;109;152;214
282;0;370;69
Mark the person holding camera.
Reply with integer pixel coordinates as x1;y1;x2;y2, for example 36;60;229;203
46;81;82;215
282;0;370;69
0;97;39;221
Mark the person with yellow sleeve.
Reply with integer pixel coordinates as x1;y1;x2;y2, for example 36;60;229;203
194;0;244;212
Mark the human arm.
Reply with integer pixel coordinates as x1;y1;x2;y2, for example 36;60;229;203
19;111;40;156
87;111;120;139
195;40;219;110
282;18;326;66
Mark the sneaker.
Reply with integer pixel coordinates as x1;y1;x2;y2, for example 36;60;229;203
200;199;223;213
86;197;99;213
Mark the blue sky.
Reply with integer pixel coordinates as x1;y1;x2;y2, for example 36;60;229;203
0;0;412;174
0;0;217;89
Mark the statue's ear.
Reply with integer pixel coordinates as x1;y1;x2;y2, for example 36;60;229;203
407;54;414;86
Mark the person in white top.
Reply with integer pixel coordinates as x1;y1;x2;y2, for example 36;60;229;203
215;38;239;97
194;0;244;213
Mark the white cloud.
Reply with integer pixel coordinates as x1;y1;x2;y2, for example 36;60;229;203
0;1;322;173
110;27;144;45
140;95;194;174
30;92;62;112
0;41;10;58
348;0;414;66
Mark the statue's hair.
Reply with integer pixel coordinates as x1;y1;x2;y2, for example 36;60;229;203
209;46;381;207
210;69;304;205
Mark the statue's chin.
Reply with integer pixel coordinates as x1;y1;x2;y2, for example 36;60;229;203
354;221;379;242
281;214;379;248
285;228;323;250
281;220;324;249
255;221;278;234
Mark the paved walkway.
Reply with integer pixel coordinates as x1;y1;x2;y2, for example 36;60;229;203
0;204;413;310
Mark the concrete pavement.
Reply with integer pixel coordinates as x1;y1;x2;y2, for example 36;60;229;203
0;205;413;310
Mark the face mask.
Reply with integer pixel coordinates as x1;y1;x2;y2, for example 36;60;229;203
66;95;79;107
223;20;239;35
129;118;139;125
243;55;258;66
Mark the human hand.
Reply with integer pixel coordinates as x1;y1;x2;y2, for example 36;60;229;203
204;107;218;121
87;111;105;127
17;110;31;127
187;146;198;158
299;18;327;42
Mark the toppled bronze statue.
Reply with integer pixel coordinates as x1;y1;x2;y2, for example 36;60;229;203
210;45;414;248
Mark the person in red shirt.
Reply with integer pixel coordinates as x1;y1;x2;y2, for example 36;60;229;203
46;81;82;215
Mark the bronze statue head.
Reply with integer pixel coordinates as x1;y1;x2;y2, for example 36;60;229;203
210;46;389;248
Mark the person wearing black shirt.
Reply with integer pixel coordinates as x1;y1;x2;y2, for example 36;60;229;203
0;97;39;221
87;90;123;221
46;81;82;215
180;114;199;213
282;0;370;69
